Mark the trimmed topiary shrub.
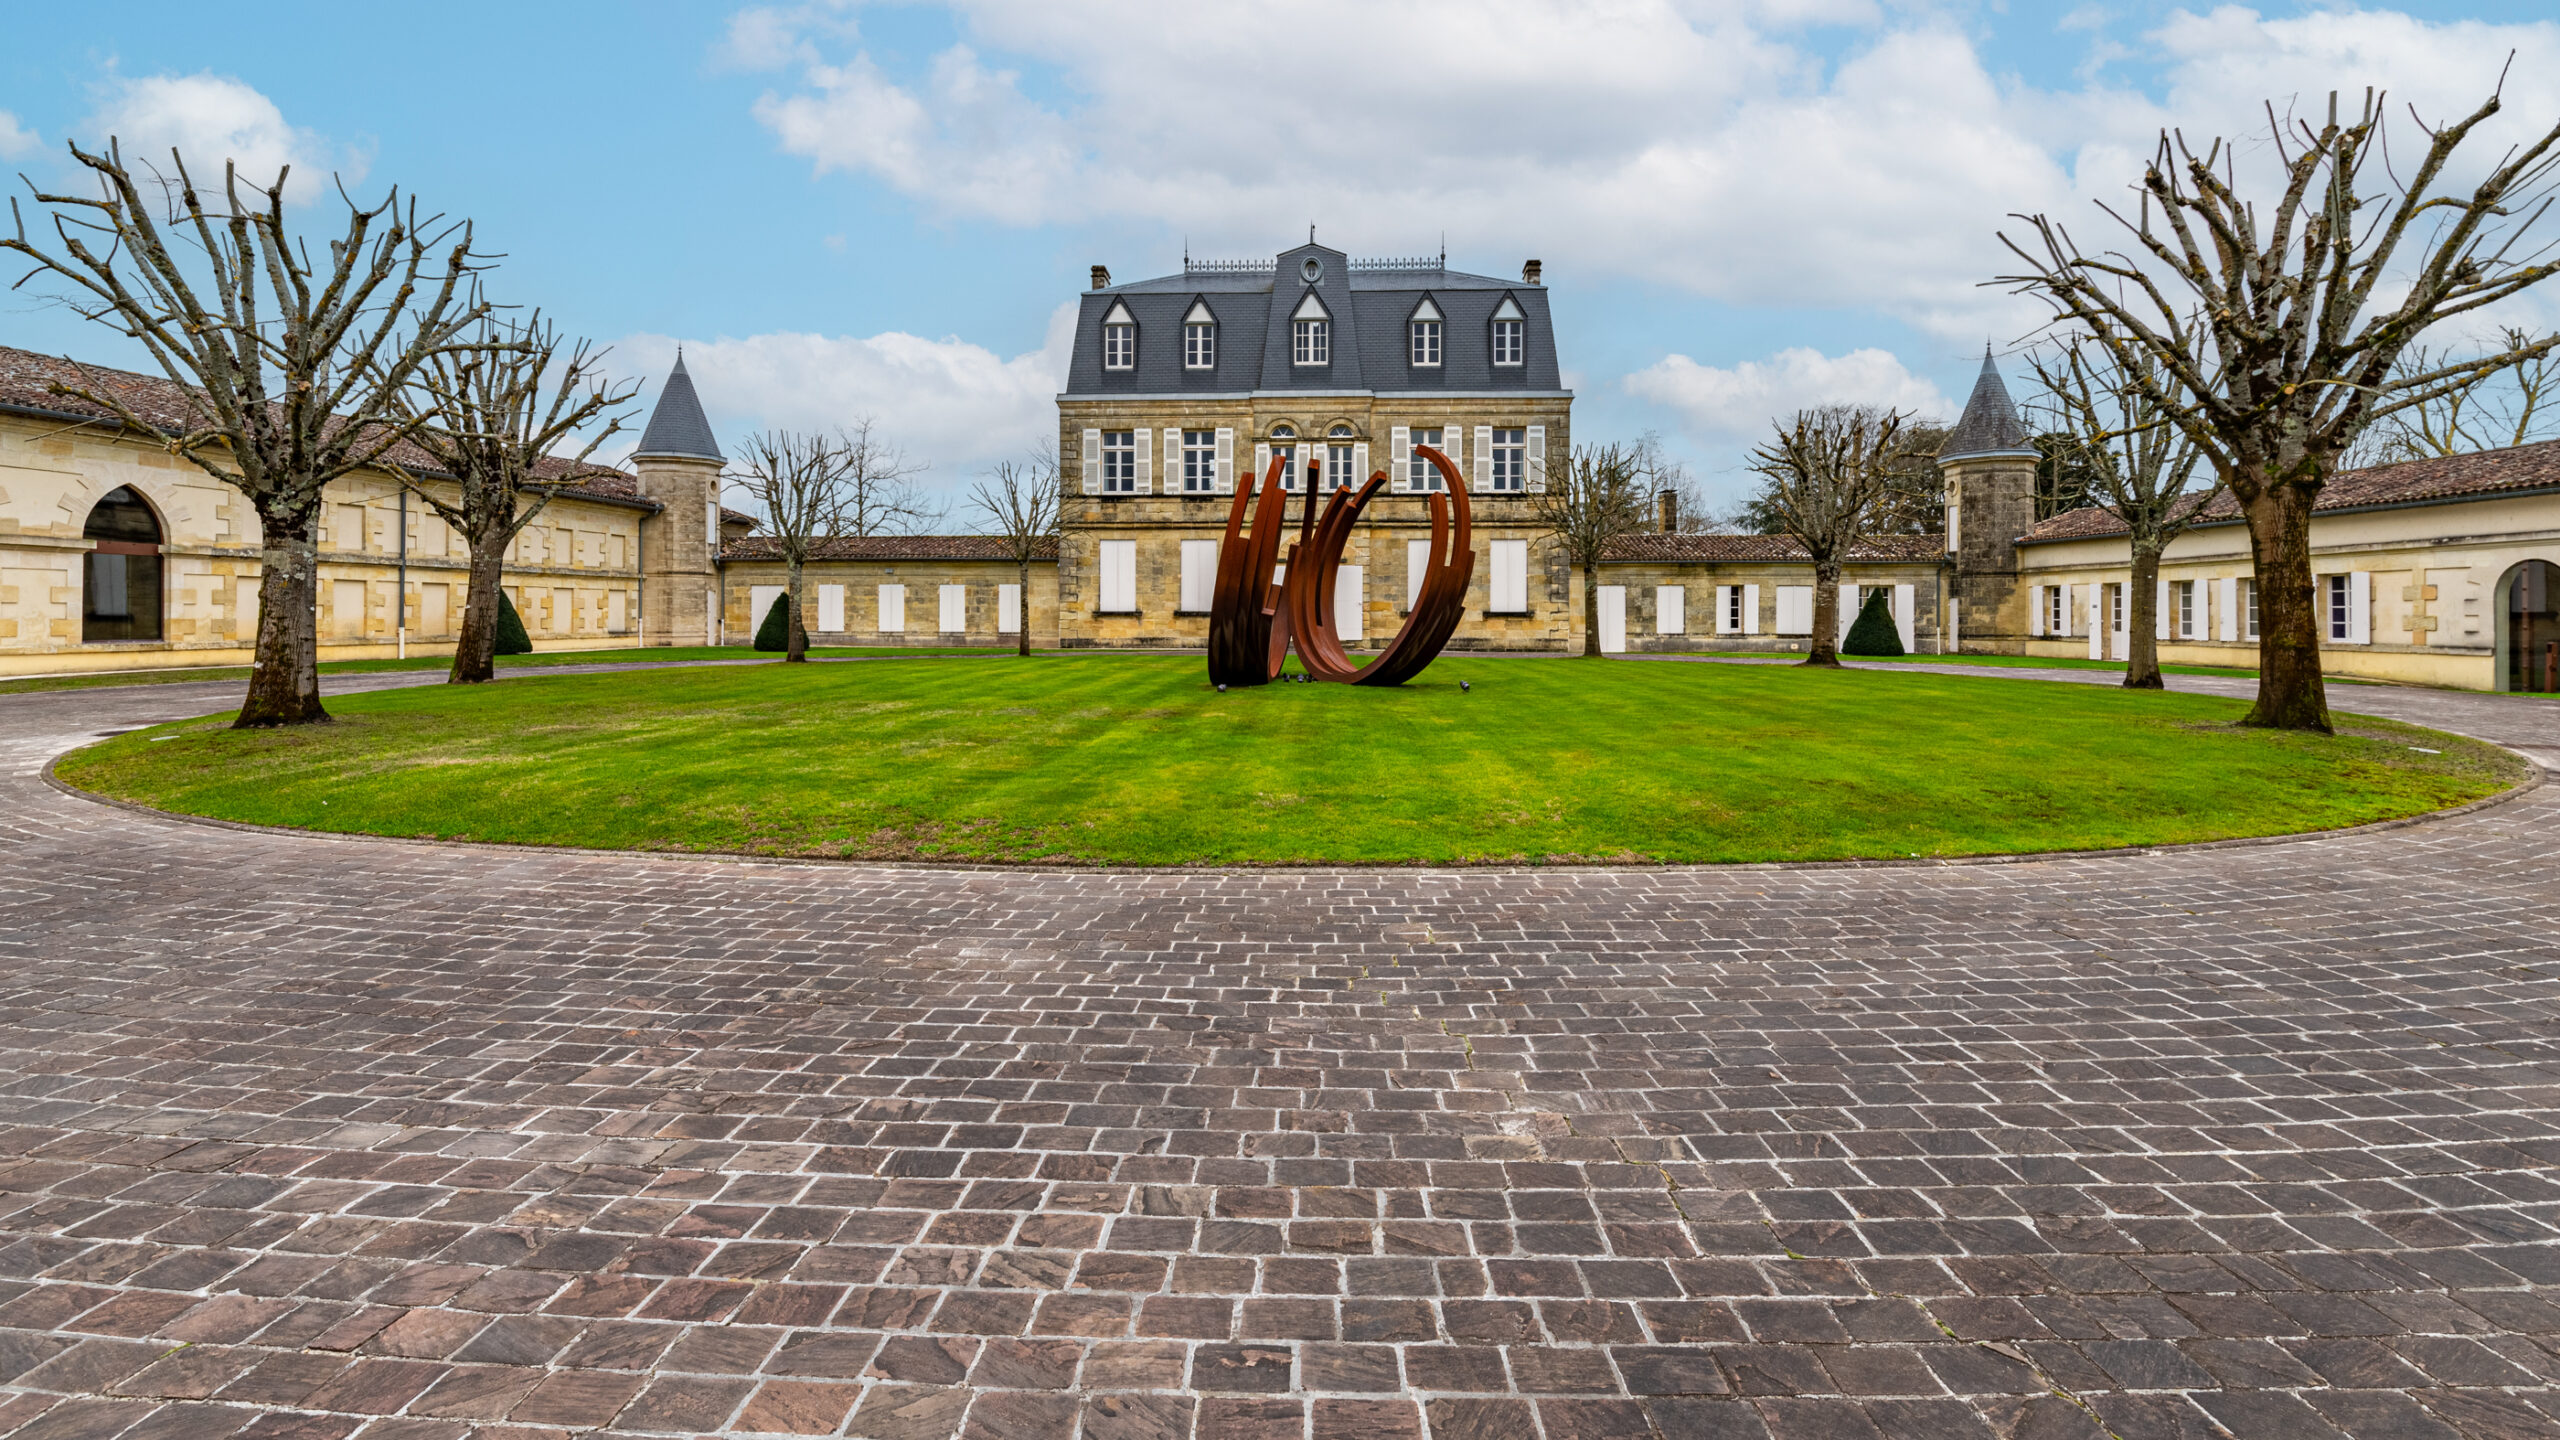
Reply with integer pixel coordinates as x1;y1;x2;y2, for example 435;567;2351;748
1840;588;1904;656
753;592;791;652
494;592;533;656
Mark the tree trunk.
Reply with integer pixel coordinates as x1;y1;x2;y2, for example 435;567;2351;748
2124;542;2165;689
1579;558;1602;657
236;503;328;727
2240;480;2331;731
785;559;809;662
1017;559;1032;656
449;523;508;684
1805;555;1843;667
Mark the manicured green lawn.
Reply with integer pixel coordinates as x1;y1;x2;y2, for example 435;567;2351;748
57;655;2523;865
0;645;1009;694
1681;651;2264;678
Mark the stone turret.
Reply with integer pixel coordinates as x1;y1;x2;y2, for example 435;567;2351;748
632;354;726;646
1936;348;2040;653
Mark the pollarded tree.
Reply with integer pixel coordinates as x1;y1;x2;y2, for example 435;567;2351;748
5;143;486;725
1748;405;1913;667
2028;340;2218;690
388;313;638;683
729;430;859;663
1531;441;1650;658
2346;326;2560;466
2001;87;2560;731
969;447;1059;657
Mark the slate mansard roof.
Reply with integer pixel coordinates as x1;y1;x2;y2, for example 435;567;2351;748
1062;243;1566;397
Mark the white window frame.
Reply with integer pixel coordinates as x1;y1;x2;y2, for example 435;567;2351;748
1492;318;1524;367
2244;578;2260;640
1408;427;1448;492
2047;585;2066;636
1183;430;1217;493
1292;319;1330;366
1411;319;1442;367
1184;323;1214;370
1100;431;1136;493
2175;579;2195;639
1103;323;1134;371
2327;574;2349;641
1490;428;1525;492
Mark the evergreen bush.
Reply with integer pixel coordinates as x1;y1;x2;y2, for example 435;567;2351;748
1840;588;1904;656
753;593;791;652
494;592;533;656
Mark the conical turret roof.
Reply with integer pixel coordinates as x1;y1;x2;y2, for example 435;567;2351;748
632;353;723;462
1938;346;2035;460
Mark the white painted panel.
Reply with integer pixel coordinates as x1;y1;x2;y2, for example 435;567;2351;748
2089;587;2104;659
1407;539;1431;609
877;583;906;633
2028;584;2045;637
1081;429;1101;494
1893;583;1914;652
1775;585;1811;636
1656;585;1684;636
1597;585;1626;654
1334;563;1364;641
750;585;785;643
1489;540;1528;612
1180;539;1217;612
818;584;845;632
939;583;966;633
1837;583;1857;644
2156;579;2171;639
2218;576;2238;641
1098;540;1136;612
2347;570;2371;644
1742;584;1759;635
1714;584;1737;636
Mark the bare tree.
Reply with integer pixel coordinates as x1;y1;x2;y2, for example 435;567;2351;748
969;446;1059;657
387;315;638;683
3;141;484;725
728;431;862;662
2002;87;2560;731
1532;442;1651;657
1871;419;1952;535
2346;325;2560;465
830;416;937;537
2029;340;2218;689
1748;406;1912;667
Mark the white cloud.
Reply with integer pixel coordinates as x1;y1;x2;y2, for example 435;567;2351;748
1625;346;1954;440
0;111;39;160
614;304;1075;515
82;72;365;201
737;3;2560;343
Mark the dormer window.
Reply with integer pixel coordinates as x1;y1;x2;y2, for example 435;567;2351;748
1291;291;1330;366
1182;300;1216;369
1491;296;1525;367
1409;298;1443;367
1102;300;1136;370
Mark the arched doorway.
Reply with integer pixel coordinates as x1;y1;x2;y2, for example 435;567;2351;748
2502;558;2560;693
82;486;164;643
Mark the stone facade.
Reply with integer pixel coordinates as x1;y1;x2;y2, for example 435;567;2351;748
719;540;1060;648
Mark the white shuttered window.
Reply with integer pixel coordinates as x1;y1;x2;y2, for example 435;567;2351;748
877;584;906;633
939;584;966;633
1098;540;1137;613
1179;539;1216;612
998;584;1022;634
1656;585;1685;636
1488;540;1529;612
1774;585;1812;636
1334;565;1364;641
1407;540;1431;609
818;584;845;633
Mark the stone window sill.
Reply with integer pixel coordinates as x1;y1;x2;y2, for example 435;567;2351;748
1093;610;1142;618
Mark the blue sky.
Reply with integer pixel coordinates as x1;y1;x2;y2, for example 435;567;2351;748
6;2;2559;517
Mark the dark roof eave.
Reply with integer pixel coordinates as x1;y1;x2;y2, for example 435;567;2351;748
2012;480;2560;546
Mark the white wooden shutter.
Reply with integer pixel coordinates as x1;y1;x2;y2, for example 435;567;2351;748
818;584;845;632
2058;584;2073;637
1180;539;1216;611
939;584;966;633
1334;564;1364;641
1714;584;1736;635
1216;427;1235;493
1080;428;1102;494
1441;425;1462;480
878;583;906;633
1837;583;1857;644
1657;585;1684;635
1165;427;1184;494
1133;429;1152;494
1490;540;1528;612
998;584;1022;634
1893;583;1915;652
1406;539;1430;609
750;585;785;642
1254;442;1270;493
2028;585;2045;637
2347;571;2371;643
2088;588;2104;659
1742;584;1759;635
1526;424;1547;493
1099;540;1136;612
1351;441;1369;487
1390;426;1411;494
2155;579;2171;639
2218;577;2238;641
1473;425;1493;491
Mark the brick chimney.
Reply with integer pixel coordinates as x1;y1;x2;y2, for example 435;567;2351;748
1522;259;1542;285
1657;488;1678;534
1090;265;1112;290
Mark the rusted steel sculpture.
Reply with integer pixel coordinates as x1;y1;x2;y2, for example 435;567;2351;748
1206;444;1472;687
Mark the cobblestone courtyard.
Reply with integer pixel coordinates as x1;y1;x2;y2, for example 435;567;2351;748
2;663;2556;1440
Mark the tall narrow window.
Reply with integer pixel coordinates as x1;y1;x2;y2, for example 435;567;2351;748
1490;428;1525;492
1409;427;1448;491
1101;431;1135;493
1491;295;1526;367
2243;578;2260;639
1101;299;1136;370
1292;291;1330;366
1182;300;1215;369
1182;430;1217;493
2175;580;2195;638
1270;424;1300;491
1409;298;1442;367
2046;586;2065;635
82;485;164;643
1327;424;1355;492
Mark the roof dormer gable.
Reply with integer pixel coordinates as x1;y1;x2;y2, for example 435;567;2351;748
1291;290;1331;322
1102;299;1136;327
1491;295;1525;322
1410;296;1443;324
1182;300;1216;327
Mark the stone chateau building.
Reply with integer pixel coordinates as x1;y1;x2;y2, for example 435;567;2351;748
4;251;2554;689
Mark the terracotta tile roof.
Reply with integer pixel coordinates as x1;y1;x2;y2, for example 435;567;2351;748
0;343;656;511
722;534;1061;563
2017;438;2560;544
1602;532;1946;564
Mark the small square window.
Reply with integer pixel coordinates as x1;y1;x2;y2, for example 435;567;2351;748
1410;320;1441;367
1100;431;1135;492
1492;319;1524;366
1103;323;1134;370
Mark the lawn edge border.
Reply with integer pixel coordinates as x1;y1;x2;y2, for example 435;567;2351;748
41;737;2545;877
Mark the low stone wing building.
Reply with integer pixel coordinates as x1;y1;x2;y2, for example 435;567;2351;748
719;535;1059;647
1597;533;1949;655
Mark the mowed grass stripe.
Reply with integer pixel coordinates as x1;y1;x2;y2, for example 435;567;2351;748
56;655;2523;865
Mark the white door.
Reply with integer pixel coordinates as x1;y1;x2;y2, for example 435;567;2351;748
750;585;785;642
1597;585;1626;654
998;583;1022;634
939;584;966;633
1334;564;1364;641
878;583;906;633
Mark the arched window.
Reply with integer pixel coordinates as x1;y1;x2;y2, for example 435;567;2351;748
1269;423;1301;492
2506;558;2560;692
83;486;165;643
1327;424;1356;491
